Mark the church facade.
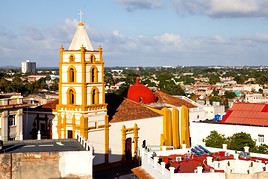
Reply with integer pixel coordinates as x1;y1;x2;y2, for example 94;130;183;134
52;20;193;165
52;21;108;141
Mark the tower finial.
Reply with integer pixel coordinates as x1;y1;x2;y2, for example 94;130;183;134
79;10;84;23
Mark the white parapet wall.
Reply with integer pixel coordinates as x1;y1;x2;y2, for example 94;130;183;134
140;146;268;179
59;151;94;178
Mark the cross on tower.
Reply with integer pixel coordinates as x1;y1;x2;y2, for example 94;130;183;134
79;10;84;23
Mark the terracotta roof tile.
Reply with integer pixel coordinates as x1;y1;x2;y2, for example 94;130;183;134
37;99;58;110
222;103;268;126
110;99;161;123
155;91;197;108
132;167;154;179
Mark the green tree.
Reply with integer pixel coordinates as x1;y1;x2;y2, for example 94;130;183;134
256;75;268;85
0;78;10;92
212;89;219;96
253;144;268;154
141;79;157;87
159;81;185;96
178;76;195;85
49;79;59;91
203;131;228;148
114;84;128;97
228;132;256;151
209;75;220;84
224;91;236;99
234;75;245;84
209;96;222;104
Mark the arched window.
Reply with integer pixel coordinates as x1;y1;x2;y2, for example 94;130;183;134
91;66;98;83
91;88;99;105
90;54;95;63
68;89;75;105
68;67;76;82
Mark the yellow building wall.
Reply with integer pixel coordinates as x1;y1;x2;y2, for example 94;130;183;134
180;105;190;147
172;107;180;148
55;46;107;140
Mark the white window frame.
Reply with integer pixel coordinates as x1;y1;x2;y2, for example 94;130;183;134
258;134;264;143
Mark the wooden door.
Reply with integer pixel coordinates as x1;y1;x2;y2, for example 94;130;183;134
67;130;73;139
125;138;132;160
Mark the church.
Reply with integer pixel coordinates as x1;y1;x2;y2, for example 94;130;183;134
52;19;196;165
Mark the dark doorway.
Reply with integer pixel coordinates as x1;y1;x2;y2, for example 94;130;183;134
125;138;132;160
67;130;73;139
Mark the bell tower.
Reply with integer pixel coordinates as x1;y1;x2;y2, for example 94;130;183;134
53;19;107;139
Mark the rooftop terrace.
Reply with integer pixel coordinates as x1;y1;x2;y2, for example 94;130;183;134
139;145;268;179
1;139;86;153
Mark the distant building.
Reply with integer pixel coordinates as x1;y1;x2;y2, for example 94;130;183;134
263;89;268;96
182;72;194;76
23;99;58;140
111;69;123;74
0;94;32;141
21;60;36;74
23;74;46;82
245;93;268;103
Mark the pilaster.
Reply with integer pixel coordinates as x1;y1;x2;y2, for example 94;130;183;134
104;115;109;163
121;125;126;161
1;112;8;141
133;123;138;158
15;109;23;140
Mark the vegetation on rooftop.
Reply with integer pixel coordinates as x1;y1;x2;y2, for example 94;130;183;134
204;131;268;154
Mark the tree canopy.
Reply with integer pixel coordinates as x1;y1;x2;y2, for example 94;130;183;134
203;131;268;154
203;131;228;148
228;132;256;151
159;81;185;96
224;91;237;99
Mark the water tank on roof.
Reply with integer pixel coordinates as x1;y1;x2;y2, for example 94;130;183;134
214;114;221;121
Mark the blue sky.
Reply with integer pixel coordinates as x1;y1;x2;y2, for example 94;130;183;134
1;0;268;67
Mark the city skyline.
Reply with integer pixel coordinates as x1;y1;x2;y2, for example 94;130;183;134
1;0;268;67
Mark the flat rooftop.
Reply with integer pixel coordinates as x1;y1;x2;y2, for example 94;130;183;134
1;139;85;153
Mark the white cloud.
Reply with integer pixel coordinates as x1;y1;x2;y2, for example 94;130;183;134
156;33;182;47
117;0;163;11
255;33;268;42
173;0;268;18
1;18;268;66
209;0;259;17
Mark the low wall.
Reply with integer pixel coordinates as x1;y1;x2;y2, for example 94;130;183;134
0;151;93;179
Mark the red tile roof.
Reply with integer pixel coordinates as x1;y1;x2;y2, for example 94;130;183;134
110;98;161;123
221;103;268;126
155;91;197;108
41;99;58;109
161;151;268;174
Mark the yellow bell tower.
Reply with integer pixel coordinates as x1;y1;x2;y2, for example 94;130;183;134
54;20;107;139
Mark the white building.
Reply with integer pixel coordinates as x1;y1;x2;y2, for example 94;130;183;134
244;93;268;103
190;103;268;146
21;60;36;74
0;94;31;141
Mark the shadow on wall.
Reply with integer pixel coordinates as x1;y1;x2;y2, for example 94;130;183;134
23;110;55;140
93;152;139;179
105;93;124;121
